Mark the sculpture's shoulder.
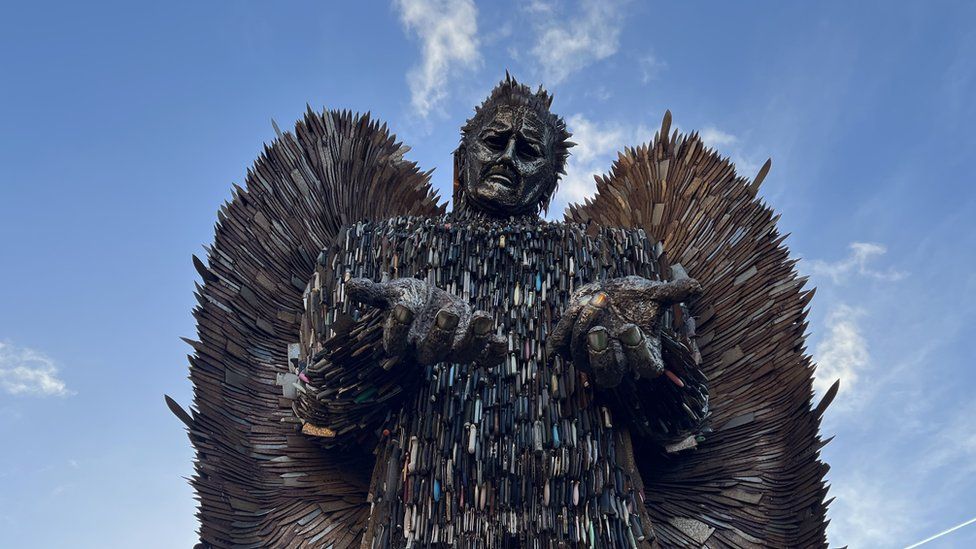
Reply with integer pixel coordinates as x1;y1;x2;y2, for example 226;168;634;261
326;214;446;253
548;219;651;241
343;214;587;244
315;215;660;287
546;220;661;264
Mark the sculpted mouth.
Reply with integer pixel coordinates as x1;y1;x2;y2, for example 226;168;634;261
487;173;516;188
484;166;519;189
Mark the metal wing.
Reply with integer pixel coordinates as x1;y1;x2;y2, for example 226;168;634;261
565;112;832;548
175;109;445;548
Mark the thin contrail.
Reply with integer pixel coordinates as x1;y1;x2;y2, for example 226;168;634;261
903;516;976;549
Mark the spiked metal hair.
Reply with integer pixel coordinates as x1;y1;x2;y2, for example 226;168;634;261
453;73;574;212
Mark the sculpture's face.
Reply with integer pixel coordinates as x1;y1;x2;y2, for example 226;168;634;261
462;105;555;217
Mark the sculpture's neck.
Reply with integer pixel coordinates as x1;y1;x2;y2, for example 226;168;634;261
450;194;544;224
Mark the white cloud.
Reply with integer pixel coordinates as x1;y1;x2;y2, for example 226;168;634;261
919;401;976;476
524;0;556;13
639;53;666;84
808;241;907;284
529;0;627;84
394;0;481;118
483;20;513;45
700;127;738;148
584;85;612;102
827;472;917;548
0;341;70;397
548;113;651;215
813;305;868;398
51;483;74;496
699;125;762;178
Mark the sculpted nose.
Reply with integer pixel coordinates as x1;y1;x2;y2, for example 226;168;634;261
500;136;517;162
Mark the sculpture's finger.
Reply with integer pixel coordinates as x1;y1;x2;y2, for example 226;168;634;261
648;278;702;305
475;334;508;368
453;311;493;363
571;292;610;360
346;277;398;309
417;308;461;364
587;326;625;388
617;323;663;380
382;303;414;357
546;299;585;359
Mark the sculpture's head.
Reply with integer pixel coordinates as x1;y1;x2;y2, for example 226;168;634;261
453;74;573;218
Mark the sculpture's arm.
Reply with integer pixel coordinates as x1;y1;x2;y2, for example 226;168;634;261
547;272;708;444
293;277;506;449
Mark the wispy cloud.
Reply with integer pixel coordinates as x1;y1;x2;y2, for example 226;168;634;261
807;241;906;284
548;113;651;215
523;0;556;14
0;341;70;397
828;472;917;548
584;85;612;102
699;126;763;179
394;0;481;118
813;305;868;398
919;400;976;476
805;242;903;404
700;127;737;148
529;0;628;84
51;483;74;497
639;53;666;84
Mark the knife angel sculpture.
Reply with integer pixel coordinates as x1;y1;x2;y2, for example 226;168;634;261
173;75;832;548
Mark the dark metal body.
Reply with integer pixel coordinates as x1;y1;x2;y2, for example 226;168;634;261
297;215;705;547
177;88;831;547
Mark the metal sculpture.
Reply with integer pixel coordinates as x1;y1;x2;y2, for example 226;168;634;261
171;74;832;548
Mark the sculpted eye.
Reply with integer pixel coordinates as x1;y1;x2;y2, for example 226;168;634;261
482;133;507;152
516;139;542;160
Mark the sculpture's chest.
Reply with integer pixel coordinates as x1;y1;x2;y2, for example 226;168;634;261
323;216;662;547
326;216;660;319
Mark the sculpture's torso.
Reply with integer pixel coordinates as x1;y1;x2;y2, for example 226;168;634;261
321;215;664;548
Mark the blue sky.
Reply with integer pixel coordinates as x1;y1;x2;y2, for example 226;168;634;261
1;1;974;547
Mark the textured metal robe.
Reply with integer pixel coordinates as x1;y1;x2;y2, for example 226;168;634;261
296;214;706;548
